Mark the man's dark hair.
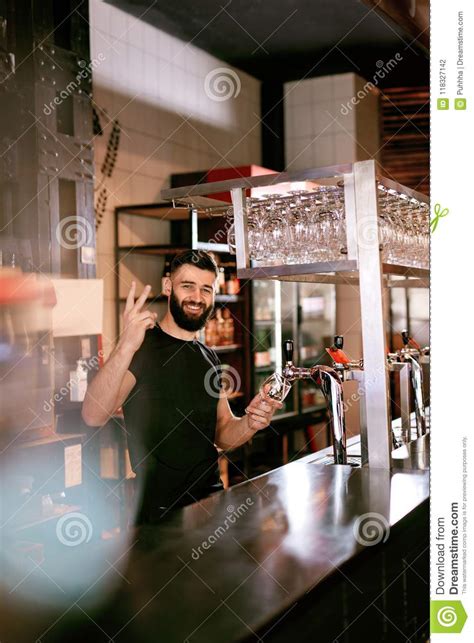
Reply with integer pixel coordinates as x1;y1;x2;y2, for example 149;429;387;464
170;249;218;278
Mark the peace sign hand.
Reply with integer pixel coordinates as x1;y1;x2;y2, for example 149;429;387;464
118;282;157;355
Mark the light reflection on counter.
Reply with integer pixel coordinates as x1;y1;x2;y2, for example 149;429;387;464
389;472;428;525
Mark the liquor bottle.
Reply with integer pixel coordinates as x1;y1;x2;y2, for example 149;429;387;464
161;259;171;294
205;317;218;347
215;308;225;345
226;273;240;295
222;308;234;345
217;267;226;294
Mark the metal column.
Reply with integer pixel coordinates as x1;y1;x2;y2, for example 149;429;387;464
354;160;391;469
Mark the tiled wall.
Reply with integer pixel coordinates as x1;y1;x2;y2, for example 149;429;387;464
284;73;381;358
90;0;261;357
284;73;380;169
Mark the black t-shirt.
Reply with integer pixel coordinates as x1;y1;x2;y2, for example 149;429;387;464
123;324;223;521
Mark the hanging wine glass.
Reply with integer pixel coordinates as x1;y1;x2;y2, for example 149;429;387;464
226;223;236;254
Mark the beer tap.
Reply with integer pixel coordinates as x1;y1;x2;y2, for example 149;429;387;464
326;335;396;449
388;330;427;438
325;335;363;380
282;339;347;465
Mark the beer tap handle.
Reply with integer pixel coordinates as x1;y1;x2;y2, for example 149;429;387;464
283;339;294;364
326;335;350;365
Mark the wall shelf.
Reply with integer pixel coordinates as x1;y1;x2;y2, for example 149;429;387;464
210;343;243;353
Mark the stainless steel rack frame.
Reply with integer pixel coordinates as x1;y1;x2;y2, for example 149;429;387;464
161;160;429;470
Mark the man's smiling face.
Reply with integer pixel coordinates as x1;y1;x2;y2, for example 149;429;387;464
164;263;216;332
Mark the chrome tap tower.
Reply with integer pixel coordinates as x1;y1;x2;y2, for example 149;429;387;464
281;340;347;465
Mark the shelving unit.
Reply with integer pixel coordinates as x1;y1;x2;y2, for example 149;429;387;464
161;160;430;470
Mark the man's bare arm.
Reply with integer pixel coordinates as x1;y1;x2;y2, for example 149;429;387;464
81;282;156;427
81;346;137;426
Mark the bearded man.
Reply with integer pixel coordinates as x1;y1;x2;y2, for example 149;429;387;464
82;250;281;523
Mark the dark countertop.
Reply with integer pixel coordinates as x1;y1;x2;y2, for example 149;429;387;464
89;447;429;642
301;432;430;472
1;435;430;643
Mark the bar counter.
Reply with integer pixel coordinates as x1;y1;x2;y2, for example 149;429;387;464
1;436;429;643
92;436;428;641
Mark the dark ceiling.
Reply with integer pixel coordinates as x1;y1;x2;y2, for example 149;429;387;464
107;0;429;85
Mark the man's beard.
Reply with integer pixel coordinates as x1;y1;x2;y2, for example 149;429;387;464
169;288;214;332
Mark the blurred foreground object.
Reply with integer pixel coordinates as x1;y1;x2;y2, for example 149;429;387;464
0;268;56;443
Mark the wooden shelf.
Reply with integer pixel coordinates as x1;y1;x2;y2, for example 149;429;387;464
118;244;235;257
254;364;275;372
214;294;243;303
253;318;293;326
118;245;189;256
116;203;192;220
210;343;242;353
119;294;242;304
301;403;327;414
17;432;85;449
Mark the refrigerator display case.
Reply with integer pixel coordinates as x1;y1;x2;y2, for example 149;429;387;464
252;279;335;418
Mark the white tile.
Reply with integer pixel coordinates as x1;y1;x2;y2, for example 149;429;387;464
143;22;158;57
313;135;335;167
284;102;295;139
311;75;334;103
109;5;127;40
335;132;356;164
292;105;312;137
313;104;333;135
285;136;308;170
96;253;117;301
333;73;356;98
106;168;133;208
283;82;296;112
298;79;313;104
90;0;110;33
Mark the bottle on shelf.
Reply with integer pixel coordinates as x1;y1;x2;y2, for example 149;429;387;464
217;267;226;294
205;317;218;346
222;308;235;345
215;309;225;343
161;259;171;294
225;272;240;295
